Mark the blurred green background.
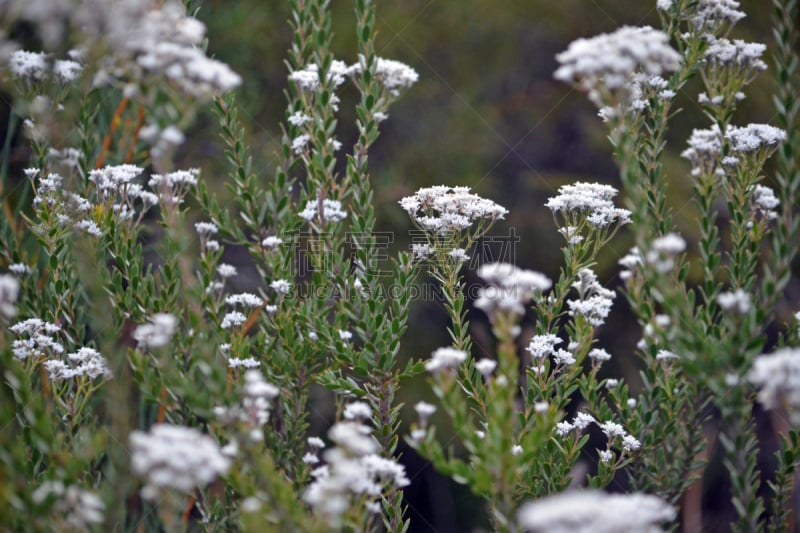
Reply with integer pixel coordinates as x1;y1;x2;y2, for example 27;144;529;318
188;1;782;531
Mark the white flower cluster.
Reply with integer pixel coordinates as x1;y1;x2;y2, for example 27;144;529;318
527;334;575;373
704;38;767;74
517;490;675;533
42;347;111;381
9;318;64;361
681;125;723;176
289;60;350;91
290;56;418;98
716;288;751;314
148;168;200;206
349;56;420;96
100;1;241;100
214;370;279;443
657;0;745;32
425;346;468;374
399;185;508;235
130;424;231;500
618;246;643;282
89;165;159;220
567;269;616;327
545;181;631;231
9;49;83;83
299;198;348;223
554;26;681;108
0;274;20;320
225;292;263;308
475;262;552;322
748;347;800;425
725;123;787;154
31;482;104;530
304;416;409;527
749;184;779;221
646;233;686;273
133;313;177;349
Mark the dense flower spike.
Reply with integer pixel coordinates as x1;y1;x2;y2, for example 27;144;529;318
554;26;681;108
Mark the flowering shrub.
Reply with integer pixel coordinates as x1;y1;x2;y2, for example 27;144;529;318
0;0;798;531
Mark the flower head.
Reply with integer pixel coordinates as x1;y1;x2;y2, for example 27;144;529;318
130;424;231;499
554;26;681;108
518;490;674;532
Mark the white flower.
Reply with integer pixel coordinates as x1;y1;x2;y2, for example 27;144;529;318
573;412;596;430
622;434;641;451
216;263;238;278
32;483;104;529
726;123;787;153
518;490;675;532
0;274;20;320
194;222;218;236
449;248;470;263
647;233;686;273
228;357;261;369
225;292;263;308
589;348;612;363
130;424;231;499
512;444;523;456
288;112;311;126
261;236;283;250
308;436;326;449
750;185;779;220
554;26;682;108
44;347;111;381
555;421;574;436
658;0;745;32
349;56;419;96
704;37;767;75
133;313;177;348
289;60;349;91
545;182;630;228
656;349;679;362
338;329;353;341
291;133;311;154
681;125;723;175
748;347;800;424
599;421;626;439
475;263;552;321
716;289;751;314
599;450;614;463
343;401;372;421
270;279;291;295
399;185;507;235
221;311;247;330
527;334;563;360
425;346;467;374
299;198;348;223
411;243;435;259
414;401;437;423
567;269;615;327
475;358;497;377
